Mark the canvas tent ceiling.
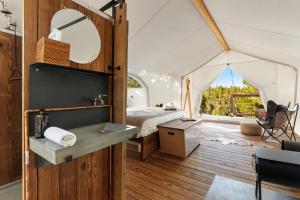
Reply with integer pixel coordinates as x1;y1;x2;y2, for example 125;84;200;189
127;0;223;77
125;0;300;76
204;0;300;69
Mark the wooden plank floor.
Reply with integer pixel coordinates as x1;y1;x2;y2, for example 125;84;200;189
125;122;300;200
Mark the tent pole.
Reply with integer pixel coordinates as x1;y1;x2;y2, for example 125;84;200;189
295;69;298;105
192;0;230;51
180;76;183;109
183;79;192;118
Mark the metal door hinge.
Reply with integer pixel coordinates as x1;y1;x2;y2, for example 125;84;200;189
25;151;29;165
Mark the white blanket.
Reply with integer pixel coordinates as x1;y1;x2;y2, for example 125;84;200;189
127;109;185;138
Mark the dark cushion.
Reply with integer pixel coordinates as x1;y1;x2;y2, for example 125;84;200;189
255;147;300;189
256;158;300;188
282;140;300;152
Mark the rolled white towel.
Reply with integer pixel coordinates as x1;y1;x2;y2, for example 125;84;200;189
48;28;62;41
44;127;77;147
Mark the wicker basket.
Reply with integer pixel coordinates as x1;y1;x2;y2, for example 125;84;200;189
36;37;70;66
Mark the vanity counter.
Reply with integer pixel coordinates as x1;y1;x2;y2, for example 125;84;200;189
29;123;137;165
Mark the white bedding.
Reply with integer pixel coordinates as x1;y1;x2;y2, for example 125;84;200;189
128;108;185;138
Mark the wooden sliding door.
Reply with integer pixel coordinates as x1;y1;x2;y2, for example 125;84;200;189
0;31;22;186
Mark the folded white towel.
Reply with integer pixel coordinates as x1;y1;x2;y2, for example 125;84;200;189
44;127;77;147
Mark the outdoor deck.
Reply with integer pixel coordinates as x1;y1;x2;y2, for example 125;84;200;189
125;122;300;200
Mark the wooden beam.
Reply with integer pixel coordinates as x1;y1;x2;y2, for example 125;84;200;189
112;2;128;200
192;0;230;51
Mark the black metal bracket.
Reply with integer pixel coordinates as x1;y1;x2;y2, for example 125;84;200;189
57;16;88;31
65;155;73;163
99;0;125;12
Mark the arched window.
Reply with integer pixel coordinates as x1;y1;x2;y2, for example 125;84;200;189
127;74;149;109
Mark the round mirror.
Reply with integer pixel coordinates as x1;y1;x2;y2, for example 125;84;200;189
50;9;101;64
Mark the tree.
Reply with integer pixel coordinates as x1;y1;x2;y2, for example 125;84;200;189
127;76;142;88
200;95;207;114
200;80;263;117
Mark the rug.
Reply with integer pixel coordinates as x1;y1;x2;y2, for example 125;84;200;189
205;176;299;200
199;122;279;148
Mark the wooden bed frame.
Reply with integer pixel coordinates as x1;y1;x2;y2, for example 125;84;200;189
129;132;160;160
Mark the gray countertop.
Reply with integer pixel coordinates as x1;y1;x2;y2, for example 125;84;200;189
30;123;137;165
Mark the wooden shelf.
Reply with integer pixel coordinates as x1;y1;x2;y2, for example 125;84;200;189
29;123;137;167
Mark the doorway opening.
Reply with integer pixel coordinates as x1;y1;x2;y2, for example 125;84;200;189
200;68;264;117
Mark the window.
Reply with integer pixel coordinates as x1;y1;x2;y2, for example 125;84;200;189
127;76;142;88
127;75;149;108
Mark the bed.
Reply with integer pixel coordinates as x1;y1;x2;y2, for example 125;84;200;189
126;107;185;160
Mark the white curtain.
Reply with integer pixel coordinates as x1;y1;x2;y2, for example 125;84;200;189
231;60;296;106
182;64;226;116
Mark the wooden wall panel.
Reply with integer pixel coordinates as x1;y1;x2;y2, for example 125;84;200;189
0;33;12;186
76;155;92;200
10;34;22;182
91;151;104;199
59;161;77;200
38;165;60;200
0;31;22;186
23;0;122;200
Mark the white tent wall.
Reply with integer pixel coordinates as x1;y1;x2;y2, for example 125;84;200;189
127;88;148;108
275;65;297;105
129;69;181;108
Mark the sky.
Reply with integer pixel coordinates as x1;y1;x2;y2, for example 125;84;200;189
211;67;245;88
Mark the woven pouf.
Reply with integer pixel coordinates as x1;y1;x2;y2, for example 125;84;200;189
240;121;262;136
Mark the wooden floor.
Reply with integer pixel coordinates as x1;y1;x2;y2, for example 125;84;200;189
125;122;300;200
